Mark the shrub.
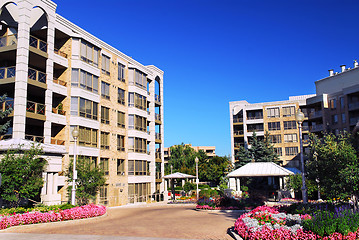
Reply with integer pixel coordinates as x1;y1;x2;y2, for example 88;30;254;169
199;189;219;198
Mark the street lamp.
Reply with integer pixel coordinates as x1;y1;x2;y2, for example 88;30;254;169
170;165;173;174
295;109;308;204
71;127;79;205
195;157;199;200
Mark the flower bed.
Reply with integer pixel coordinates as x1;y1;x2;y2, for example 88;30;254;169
196;205;241;210
234;206;359;240
0;204;106;230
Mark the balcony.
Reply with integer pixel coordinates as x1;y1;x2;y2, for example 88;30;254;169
28;67;46;85
156;172;161;180
234;130;244;136
53;77;67;86
309;110;322;119
155;94;161;105
247;128;264;132
1;99;14;115
233;117;243;124
26;101;45;120
25;134;44;143
310;124;323;132
0;134;12;140
52;106;66;116
0;66;16;82
247;116;263;120
51;138;65;145
155;132;162;143
348;102;359;111
350;117;359;126
54;48;68;58
234;143;243;148
156;152;161;159
0;34;17;47
29;35;47;53
155;113;161;124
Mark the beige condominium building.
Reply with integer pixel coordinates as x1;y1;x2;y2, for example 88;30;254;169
164;144;216;164
229;95;315;168
0;0;164;206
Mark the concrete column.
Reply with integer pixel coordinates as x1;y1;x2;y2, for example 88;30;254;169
41;172;47;195
53;173;58;195
12;1;31;139
236;178;241;192
159;77;164;193
46;172;53;196
148;78;156;194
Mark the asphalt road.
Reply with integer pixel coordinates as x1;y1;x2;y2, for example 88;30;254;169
0;203;241;240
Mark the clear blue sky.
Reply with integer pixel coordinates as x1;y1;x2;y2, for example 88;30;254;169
57;0;359;157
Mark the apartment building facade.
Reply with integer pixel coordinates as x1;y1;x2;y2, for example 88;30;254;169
164;144;216;164
0;0;164;206
229;95;314;168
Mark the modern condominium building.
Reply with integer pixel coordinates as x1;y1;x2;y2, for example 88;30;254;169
229;95;314;168
0;0;164;206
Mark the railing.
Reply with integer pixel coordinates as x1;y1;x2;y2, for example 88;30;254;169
156;172;161;179
234;130;244;135
0;34;17;47
156;152;161;159
29;35;47;53
0;66;15;79
26;100;45;115
53;77;67;86
309;110;322;119
51;138;65;145
0;134;12;140
25;134;44;143
54;48;68;58
155;94;161;104
310;124;323;132
233;117;243;123
248;128;264;132
234;143;243;148
247;116;263;120
28;68;46;84
1;99;14;112
155;113;161;121
348;102;359;111
155;132;161;140
52;107;66;115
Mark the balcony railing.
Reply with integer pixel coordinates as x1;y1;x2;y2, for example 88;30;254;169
54;48;68;58
155;132;161;140
156;172;161;180
53;77;67;86
28;68;46;84
156;152;161;159
155;94;161;104
1;99;14;112
29;35;47;53
309;110;322;119
0;134;12;140
349;102;359;111
25;134;44;143
155;113;161;121
52;107;66;115
233;117;243;123
310;124;323;132
247;116;263;120
0;66;15;79
51;138;65;145
234;130;244;135
26;101;45;115
0;34;17;47
248;128;264;132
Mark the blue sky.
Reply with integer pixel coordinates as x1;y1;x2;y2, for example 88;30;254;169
57;0;359;156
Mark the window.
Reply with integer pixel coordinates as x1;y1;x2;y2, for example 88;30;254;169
268;122;280;131
342;113;346;124
284;133;298;142
128;115;134;129
117;159;125;175
269;134;281;143
284;121;297;130
285;147;298;156
128;137;134;152
275;148;282;156
267;108;280;118
135;115;147;132
135;93;147;110
101;106;110;124
340;97;345;109
128;160;149;176
330;99;337;109
100;131;110;149
128;183;150;203
100;158;109;175
117;135;125;151
70;155;97;170
71;68;99;94
101;55;110;75
99;185;108;205
118;63;125;82
80;40;99;67
135;137;147;153
128;92;134;107
332;114;338;124
118;111;125;128
78;126;98;147
71;97;98;120
282;106;295;117
118;88;125;105
101;81;110;99
131;69;147;90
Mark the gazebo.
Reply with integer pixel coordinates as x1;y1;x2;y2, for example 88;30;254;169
163;172;196;200
227;162;295;199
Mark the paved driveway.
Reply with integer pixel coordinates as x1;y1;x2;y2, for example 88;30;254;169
0;203;240;240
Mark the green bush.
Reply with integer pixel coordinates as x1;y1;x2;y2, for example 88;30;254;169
0;203;76;216
199;189;219;198
198;184;210;189
183;181;196;192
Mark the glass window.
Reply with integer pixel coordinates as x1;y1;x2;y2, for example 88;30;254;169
117;159;125;175
71;68;98;94
118;111;125;128
101;106;110;124
80;40;99;67
101;81;110;99
285;147;298;156
330;99;337;109
102;55;110;75
118;63;125;82
284;121;297;130
128;93;134;107
268;122;280;131
275;147;282;156
340;97;345;109
117;135;125;151
128;137;134;152
284;133;298;142
282;106;295;117
100;158;109;175
332;114;338;124
78;126;98;147
100;131;110;149
269;134;281;143
118;88;125;105
71;97;98;120
342;113;346;123
128;114;134;129
267;108;280;118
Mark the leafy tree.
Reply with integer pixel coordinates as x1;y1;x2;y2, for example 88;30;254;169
0;144;46;207
306;133;359;207
0;94;12;134
235;132;279;168
199;155;232;185
66;157;106;206
288;173;318;199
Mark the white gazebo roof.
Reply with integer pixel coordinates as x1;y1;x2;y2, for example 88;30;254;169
228;162;295;177
163;172;196;179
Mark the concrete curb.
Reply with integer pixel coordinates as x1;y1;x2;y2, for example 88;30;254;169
227;227;243;240
1;211;108;232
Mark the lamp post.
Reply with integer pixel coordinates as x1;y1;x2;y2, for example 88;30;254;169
295;109;308;204
71;127;79;205
170;165;173;174
195;157;199;200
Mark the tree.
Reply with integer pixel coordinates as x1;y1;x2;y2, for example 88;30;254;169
235;132;279;168
66;157;106;206
0;144;46;207
199;155;232;185
306;133;359;207
0;94;12;134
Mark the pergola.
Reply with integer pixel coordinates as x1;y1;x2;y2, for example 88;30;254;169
227;162;295;197
163;172;196;200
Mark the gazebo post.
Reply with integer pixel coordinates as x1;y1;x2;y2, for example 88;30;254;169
237;178;241;194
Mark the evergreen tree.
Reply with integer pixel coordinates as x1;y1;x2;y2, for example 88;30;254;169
0;94;12;134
